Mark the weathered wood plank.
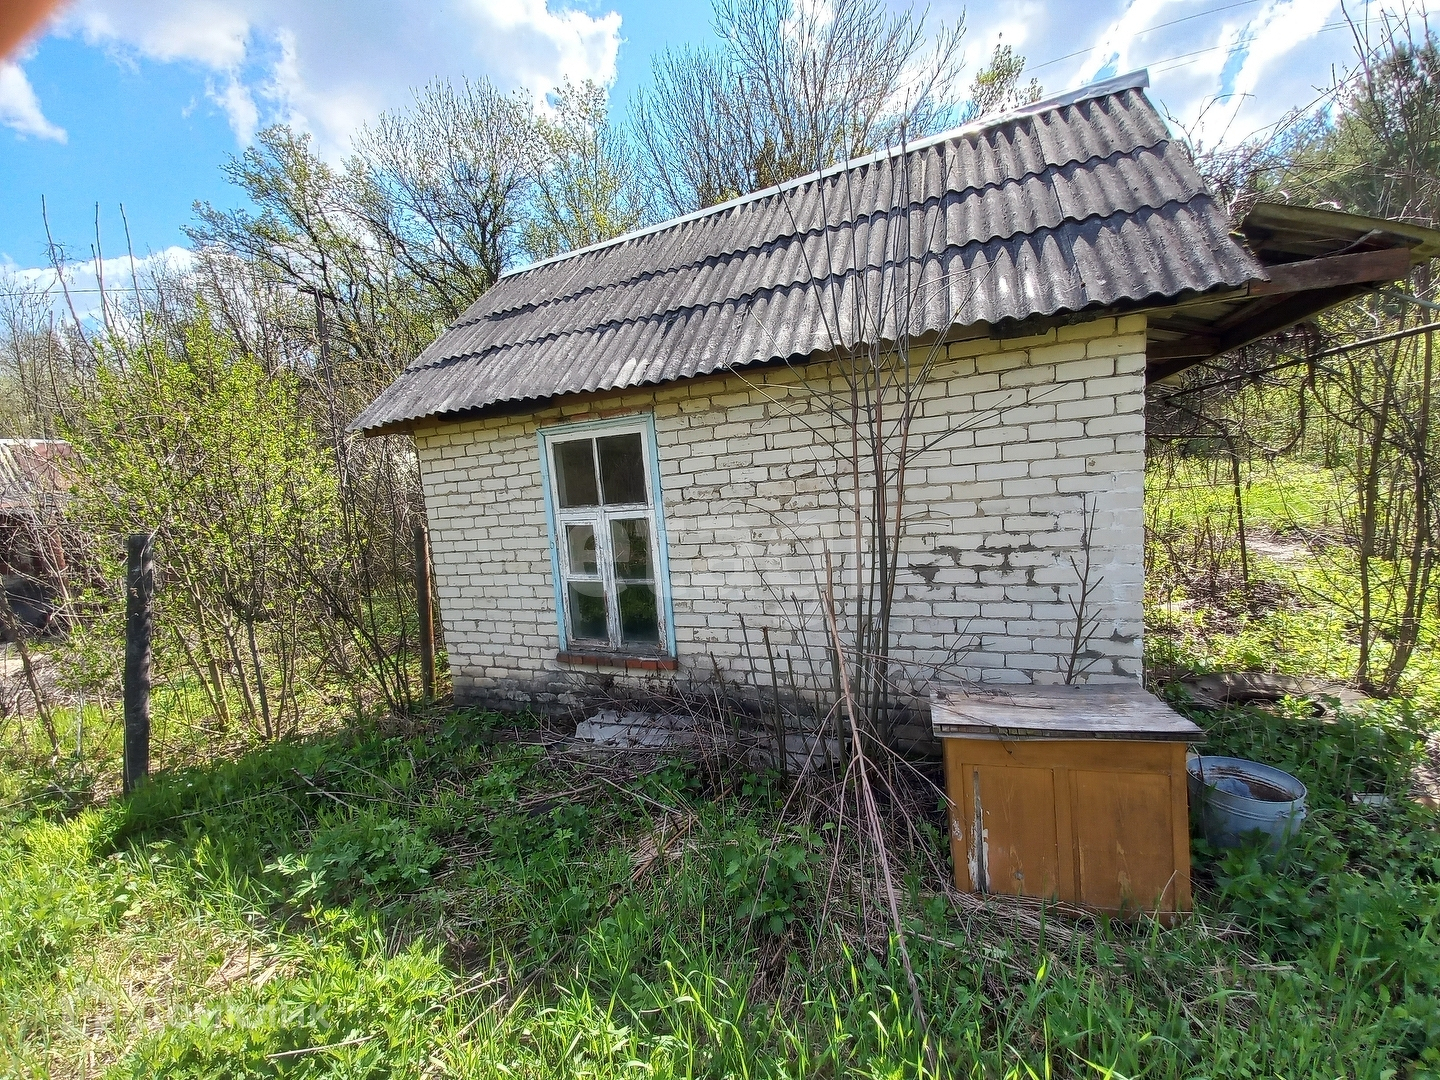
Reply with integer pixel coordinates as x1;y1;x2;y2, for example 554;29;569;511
1249;247;1412;296
931;683;1204;741
940;735;1194;915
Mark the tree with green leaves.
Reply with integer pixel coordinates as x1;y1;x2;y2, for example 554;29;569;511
1285;12;1440;228
67;307;340;737
960;41;1042;124
523;80;651;262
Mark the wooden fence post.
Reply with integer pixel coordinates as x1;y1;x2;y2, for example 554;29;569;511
123;533;154;795
414;522;435;702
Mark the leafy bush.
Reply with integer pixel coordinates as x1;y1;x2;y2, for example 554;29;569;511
0;814;110;982
720;822;821;935
273;810;442;903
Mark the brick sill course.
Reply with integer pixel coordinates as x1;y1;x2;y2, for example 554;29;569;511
556;650;678;672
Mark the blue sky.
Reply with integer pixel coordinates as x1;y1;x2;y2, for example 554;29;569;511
0;0;1427;294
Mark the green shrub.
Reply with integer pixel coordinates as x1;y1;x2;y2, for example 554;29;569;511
720;822;821;935
271;810;442;904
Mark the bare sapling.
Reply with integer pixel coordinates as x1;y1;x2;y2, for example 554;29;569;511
1064;496;1107;685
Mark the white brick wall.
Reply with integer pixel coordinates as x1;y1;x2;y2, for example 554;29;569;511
413;316;1148;716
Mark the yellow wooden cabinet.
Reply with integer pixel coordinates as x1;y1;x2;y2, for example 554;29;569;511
933;685;1204;917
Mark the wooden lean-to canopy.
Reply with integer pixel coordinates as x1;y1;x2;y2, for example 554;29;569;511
1144;202;1440;382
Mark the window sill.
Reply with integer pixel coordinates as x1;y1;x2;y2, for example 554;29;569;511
556;650;678;672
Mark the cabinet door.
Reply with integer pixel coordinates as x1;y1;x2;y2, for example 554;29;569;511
1071;770;1177;912
974;765;1062;899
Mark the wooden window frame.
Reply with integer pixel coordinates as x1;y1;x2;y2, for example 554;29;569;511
537;414;676;659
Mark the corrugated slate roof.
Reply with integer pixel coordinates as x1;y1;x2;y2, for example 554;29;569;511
0;440;74;510
354;70;1264;433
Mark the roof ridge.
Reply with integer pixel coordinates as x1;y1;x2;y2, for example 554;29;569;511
404;195;1216;379
465;139;1187;331
501;70;1153;281
475;137;1180;321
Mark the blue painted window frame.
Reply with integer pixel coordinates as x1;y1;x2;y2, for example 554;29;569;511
536;413;677;656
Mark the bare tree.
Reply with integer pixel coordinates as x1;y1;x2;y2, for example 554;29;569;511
350;78;540;318
632;0;966;214
0;270;91;439
1308;296;1437;694
523;80;652;262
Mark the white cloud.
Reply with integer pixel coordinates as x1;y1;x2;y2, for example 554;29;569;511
3;247;195;325
942;0;1430;158
207;75;260;144
958;8;1045;74
49;0;623;157
1075;0;1173;82
1149;0;1346;148
72;0;250;68
0;61;67;142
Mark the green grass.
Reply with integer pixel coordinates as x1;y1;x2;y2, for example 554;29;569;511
1;695;1438;1079
1145;457;1440;706
1146;456;1344;535
0;454;1436;1076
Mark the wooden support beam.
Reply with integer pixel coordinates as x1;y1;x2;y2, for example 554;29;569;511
1146;247;1415;378
1148;337;1220;363
1147;287;1368;382
1211;285;1371;357
1242;201;1440;261
414;522;435;702
1249;246;1412;296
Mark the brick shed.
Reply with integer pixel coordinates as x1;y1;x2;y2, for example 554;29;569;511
355;70;1437;738
0;439;74;637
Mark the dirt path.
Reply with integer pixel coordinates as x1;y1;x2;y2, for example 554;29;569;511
1416;732;1440;811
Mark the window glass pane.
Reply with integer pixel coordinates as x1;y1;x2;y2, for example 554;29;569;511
609;518;653;581
565;524;598;576
598;433;647;505
617;582;659;645
555;440;598;507
567;581;608;640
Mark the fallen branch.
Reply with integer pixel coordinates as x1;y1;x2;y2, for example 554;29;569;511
266;1033;373;1060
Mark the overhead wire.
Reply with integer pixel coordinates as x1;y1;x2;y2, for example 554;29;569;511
1026;2;1410;95
1026;0;1268;75
0;285;166;297
1148;18;1353;76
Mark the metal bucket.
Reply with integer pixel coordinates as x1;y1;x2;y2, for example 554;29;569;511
1187;755;1308;851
